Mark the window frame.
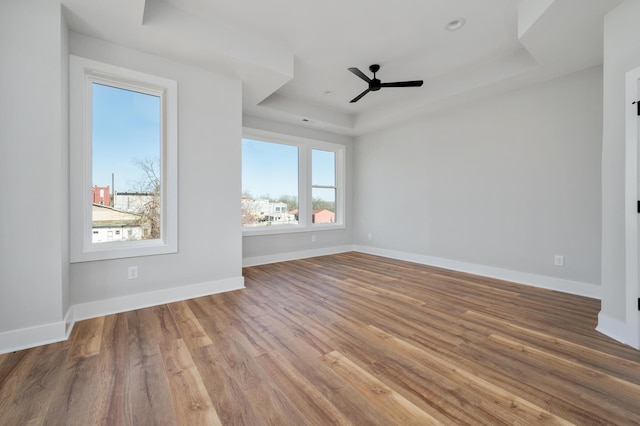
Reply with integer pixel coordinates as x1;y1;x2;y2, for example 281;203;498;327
242;128;345;236
70;55;178;262
311;148;338;225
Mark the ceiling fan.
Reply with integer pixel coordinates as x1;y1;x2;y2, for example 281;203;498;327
348;64;423;103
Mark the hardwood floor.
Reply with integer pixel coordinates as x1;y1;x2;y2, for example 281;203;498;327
1;252;639;425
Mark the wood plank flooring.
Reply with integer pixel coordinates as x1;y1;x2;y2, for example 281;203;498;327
1;252;639;425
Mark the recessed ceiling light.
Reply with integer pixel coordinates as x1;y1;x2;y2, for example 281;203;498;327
446;18;465;31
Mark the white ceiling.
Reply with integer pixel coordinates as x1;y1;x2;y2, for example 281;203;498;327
61;0;622;136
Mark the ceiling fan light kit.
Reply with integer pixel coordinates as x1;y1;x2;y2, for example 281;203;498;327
348;64;423;103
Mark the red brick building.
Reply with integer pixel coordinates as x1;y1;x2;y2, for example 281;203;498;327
290;209;335;224
92;185;111;206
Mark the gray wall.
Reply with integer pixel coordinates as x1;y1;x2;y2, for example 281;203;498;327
0;3;244;352
69;33;243;306
601;0;640;324
353;67;603;286
0;1;67;333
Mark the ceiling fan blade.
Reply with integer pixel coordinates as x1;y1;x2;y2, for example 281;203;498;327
348;67;371;83
350;88;370;103
380;80;424;88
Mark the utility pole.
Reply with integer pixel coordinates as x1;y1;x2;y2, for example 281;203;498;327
111;172;115;207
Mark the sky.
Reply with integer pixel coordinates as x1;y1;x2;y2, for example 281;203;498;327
92;84;335;200
242;138;336;201
92;83;160;193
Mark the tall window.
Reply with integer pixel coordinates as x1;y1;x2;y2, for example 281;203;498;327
242;130;345;234
92;83;161;242
70;56;178;262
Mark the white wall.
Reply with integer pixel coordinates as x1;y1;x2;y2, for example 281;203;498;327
600;0;640;334
353;67;603;295
68;34;244;312
0;1;67;342
241;116;354;265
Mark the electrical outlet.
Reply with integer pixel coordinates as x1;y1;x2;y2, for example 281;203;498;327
367;233;373;240
128;266;138;279
554;255;564;266
311;235;316;242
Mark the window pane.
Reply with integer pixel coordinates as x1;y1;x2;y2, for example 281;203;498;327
242;139;299;227
91;83;161;243
312;149;335;186
312;187;336;223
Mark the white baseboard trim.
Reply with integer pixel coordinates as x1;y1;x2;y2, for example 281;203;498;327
243;245;353;267
73;276;245;321
0;319;68;354
0;276;244;355
596;312;629;346
353;245;602;299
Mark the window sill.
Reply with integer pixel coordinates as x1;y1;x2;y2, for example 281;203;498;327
70;239;177;263
242;223;345;237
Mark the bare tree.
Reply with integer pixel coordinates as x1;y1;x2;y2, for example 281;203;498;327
241;190;260;225
132;158;161;239
312;197;335;212
276;194;298;212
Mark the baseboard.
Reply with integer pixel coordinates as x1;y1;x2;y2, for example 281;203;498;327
0;276;245;355
0;319;68;354
243;245;353;267
596;312;629;346
353;245;602;299
73;276;245;321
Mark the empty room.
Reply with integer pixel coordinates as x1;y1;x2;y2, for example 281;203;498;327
2;0;640;424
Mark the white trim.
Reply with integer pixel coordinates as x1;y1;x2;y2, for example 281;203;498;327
243;245;353;267
242;127;346;234
0;277;244;355
73;277;244;321
353;245;602;299
596;312;629;346
242;224;346;237
624;65;640;350
0;319;68;354
69;55;179;263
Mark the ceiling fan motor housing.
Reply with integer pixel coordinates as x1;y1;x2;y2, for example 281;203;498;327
369;64;381;90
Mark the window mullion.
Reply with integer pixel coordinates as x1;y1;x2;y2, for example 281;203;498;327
300;144;312;227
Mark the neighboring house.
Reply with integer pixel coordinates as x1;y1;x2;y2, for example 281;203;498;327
113;192;155;214
312;209;335;224
91;204;144;243
243;198;296;225
290;209;335;224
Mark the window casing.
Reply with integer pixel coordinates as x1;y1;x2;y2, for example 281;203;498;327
70;56;178;262
242;129;345;235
